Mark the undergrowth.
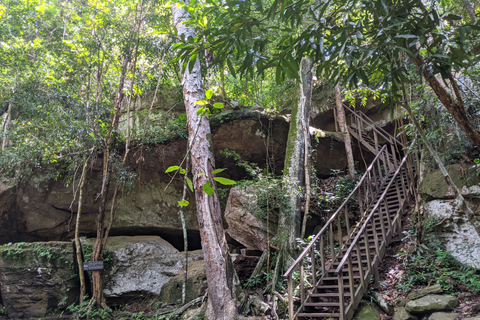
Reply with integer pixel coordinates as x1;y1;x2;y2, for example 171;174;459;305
396;222;480;294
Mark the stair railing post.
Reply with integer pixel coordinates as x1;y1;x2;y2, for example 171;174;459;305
344;206;350;236
356;241;365;292
373;130;379;154
372;209;381;258
376;150;384;183
381;147;389;177
347;257;355;308
371;216;381;287
338;271;345;320
320;235;325;276
390;143;398;169
384;196;393;235
358;182;364;218
371;163;379;196
379;199;388;242
288;273;293;319
329;223;335;258
337;214;343;248
363;227;373;281
311;246;317;287
300;264;305;305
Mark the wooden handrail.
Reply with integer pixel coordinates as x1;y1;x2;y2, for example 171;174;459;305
283;107;414;319
342;105;404;148
334;146;412;275
283;145;389;278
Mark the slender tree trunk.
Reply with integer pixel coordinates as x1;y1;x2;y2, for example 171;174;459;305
90;51;130;308
335;84;355;179
402;89;480;237
298;57;315;239
2;102;12;150
179;155;190;305
74;157;89;303
172;4;239;319
282;56;314;255
408;51;480;150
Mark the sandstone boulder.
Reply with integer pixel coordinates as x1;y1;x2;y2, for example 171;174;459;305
81;236;203;303
423;199;480;268
428;312;460;320
393;307;418;320
406;295;459;314
159;259;207;303
0;241;77;318
407;284;443;301
224;187;275;251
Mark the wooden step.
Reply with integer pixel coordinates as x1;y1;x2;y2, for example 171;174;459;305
309;292;352;298
304;302;341;307
297;313;341;318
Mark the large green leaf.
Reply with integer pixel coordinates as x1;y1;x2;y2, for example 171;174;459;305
214;177;236;185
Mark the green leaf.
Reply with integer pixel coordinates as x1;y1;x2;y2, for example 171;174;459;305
166;166;180;173
212;168;226;174
227;59;237;78
178;200;189;207
202;181;215;195
188;54;198;73
445;14;462;21
213;102;224;109
205;89;213;100
194;100;208;105
186;177;194;192
213;177;236;185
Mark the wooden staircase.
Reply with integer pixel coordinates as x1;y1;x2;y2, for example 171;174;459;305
283;107;417;320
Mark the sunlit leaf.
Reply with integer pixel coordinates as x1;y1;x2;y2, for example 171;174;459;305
186;177;194;192
205;89;213;99
212;168;226;174
202;181;215;195
178;200;189;207
213;177;236;185
166;166;180;173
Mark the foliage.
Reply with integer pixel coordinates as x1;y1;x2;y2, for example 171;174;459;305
243;272;273;290
0;0;181;185
396;237;480;293
0;242;27;261
82;244;113;264
65;300;113;320
311;169;359;217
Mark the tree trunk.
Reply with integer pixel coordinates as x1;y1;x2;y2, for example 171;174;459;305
172;4;239;319
282;56;314;253
2;102;12;150
402;89;480;237
409;52;480;150
462;0;477;23
335;84;355;179
74;157;89;303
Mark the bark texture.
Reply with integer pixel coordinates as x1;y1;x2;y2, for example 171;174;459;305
172;5;239;319
462;0;477;22
281;56;314;250
335;84;355;180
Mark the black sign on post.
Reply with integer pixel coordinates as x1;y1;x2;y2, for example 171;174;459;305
83;261;104;271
